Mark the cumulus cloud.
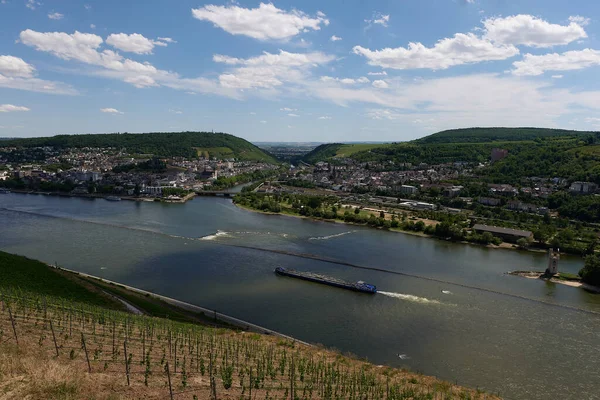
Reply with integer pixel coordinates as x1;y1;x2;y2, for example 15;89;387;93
48;12;64;20
367;71;387;76
19;29;233;96
483;14;587;48
25;0;40;10
551;74;563;79
0;55;35;78
330;35;342;42
280;107;296;111
106;33;170;54
568;16;590;27
372;80;389;89
318;116;332;120
157;37;176;44
0;54;76;95
100;107;123;114
191;3;328;40
320;76;370;85
0;104;30;112
287;113;299;117
213;50;335;89
90;24;96;29
512;49;600;76
353;33;518;70
353;15;587;71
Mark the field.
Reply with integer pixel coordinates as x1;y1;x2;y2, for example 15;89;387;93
0;251;499;399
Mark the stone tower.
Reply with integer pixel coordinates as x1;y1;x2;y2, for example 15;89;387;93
545;248;559;275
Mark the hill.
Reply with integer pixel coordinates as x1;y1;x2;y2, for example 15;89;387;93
0;250;497;399
2;131;278;163
416;127;593;144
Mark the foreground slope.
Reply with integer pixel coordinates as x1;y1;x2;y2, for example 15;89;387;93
2;131;277;162
0;251;498;399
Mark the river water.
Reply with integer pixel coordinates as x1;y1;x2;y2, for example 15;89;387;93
0;192;599;399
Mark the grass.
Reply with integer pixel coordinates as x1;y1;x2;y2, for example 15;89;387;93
0;251;119;309
194;146;235;159
554;272;581;282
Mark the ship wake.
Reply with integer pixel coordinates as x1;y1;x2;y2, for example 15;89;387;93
309;231;356;241
378;291;441;305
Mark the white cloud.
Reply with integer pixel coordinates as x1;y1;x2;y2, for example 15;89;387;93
168;109;183;114
366;109;401;120
213;50;335;89
84;4;91;10
365;13;390;28
512;49;600;76
0;55;76;95
367;71;387;76
25;0;40;10
353;33;518;70
483;15;587;48
569;16;590;27
191;3;328;40
372;80;389;89
318;116;331;120
90;24;96;29
106;33;167;54
249;112;256;115
0;104;30;112
280;107;296;111
100;107;123;114
288;113;299;117
551;75;563;79
157;37;176;44
48;12;64;20
320;76;370;85
19;29;234;97
0;55;35;78
330;35;342;42
260;120;267;124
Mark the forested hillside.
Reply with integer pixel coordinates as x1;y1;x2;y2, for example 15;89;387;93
416;127;591;144
301;128;600;184
2;131;277;162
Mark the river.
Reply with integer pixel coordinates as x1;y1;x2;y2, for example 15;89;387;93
0;192;598;399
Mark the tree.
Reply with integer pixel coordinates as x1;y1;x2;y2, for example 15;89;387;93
354;207;360;215
516;237;530;249
579;254;600;286
379;210;385;219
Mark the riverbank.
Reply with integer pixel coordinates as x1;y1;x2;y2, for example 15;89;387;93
234;201;549;255
4;188;196;203
508;270;600;293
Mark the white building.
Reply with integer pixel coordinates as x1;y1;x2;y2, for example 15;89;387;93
399;185;418;195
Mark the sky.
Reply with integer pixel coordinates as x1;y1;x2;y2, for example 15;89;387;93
1;0;600;142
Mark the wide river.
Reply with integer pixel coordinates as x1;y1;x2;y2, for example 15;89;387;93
1;192;599;399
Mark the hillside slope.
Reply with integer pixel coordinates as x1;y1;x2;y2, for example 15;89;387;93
416;127;592;144
2;131;278;162
0;251;498;399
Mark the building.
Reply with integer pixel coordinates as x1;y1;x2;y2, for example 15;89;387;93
491;148;508;162
472;224;533;243
478;197;501;206
545;249;560;275
506;200;538;213
443;186;463;198
569;181;598;194
399;185;418;195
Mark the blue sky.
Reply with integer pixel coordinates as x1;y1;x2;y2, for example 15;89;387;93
1;0;600;142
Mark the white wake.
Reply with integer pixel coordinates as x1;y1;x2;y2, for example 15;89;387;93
378;291;442;305
309;231;355;241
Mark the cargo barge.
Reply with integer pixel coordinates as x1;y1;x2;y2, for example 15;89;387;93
275;267;377;294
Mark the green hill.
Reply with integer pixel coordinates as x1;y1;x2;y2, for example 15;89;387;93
416;127;592;144
2;131;277;163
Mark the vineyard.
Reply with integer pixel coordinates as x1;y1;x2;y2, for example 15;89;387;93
0;286;501;400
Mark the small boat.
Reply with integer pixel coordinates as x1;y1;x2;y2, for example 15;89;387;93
275;267;377;294
105;196;122;201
